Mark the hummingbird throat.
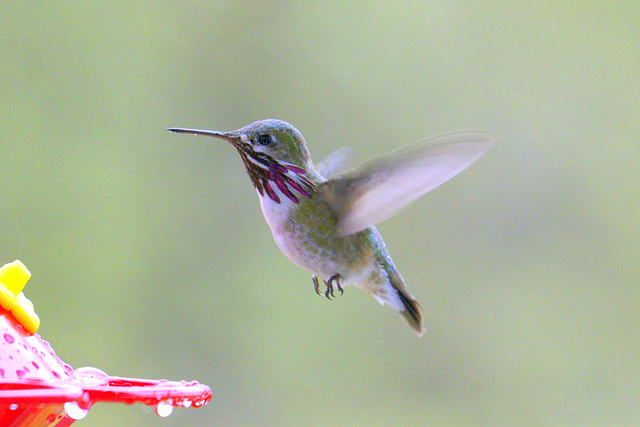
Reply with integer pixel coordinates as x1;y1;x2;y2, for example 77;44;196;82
236;147;315;204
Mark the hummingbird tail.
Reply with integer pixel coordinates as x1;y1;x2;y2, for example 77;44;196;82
373;278;425;337
396;288;425;337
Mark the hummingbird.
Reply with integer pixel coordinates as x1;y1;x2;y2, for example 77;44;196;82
168;120;493;336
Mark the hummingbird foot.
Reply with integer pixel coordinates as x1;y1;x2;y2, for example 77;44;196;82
324;274;344;300
311;274;344;299
312;276;322;296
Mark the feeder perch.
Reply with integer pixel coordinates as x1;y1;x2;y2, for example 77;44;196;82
0;260;211;426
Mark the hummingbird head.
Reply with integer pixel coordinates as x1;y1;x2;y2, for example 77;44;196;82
168;119;316;204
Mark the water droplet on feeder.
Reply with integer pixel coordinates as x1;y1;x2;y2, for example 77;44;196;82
183;399;192;408
64;401;89;420
9;403;18;410
74;366;109;386
154;400;173;418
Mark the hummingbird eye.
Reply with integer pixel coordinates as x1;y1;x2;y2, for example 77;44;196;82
256;134;273;146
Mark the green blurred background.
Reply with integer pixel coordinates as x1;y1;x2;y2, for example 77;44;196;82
2;2;639;426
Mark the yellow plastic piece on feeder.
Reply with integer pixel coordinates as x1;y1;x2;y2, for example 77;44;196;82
0;260;40;334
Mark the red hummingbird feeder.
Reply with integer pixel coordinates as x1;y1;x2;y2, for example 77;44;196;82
0;260;212;426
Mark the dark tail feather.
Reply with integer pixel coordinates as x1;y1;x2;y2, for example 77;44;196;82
396;288;425;337
378;258;425;337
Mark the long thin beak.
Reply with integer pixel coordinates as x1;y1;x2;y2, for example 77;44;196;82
167;127;234;142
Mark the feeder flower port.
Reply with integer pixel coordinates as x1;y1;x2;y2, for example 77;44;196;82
0;260;212;426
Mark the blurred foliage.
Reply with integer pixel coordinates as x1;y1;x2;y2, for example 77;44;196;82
1;1;639;426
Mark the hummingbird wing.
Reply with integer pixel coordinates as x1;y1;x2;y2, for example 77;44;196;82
320;131;495;236
315;146;355;179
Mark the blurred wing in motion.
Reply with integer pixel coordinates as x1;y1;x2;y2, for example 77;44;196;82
320;131;495;236
315;146;355;179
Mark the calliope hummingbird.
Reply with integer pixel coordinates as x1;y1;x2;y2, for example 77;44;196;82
168;120;493;336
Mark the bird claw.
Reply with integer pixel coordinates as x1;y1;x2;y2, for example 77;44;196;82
325;286;334;299
312;276;322;296
312;274;343;300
